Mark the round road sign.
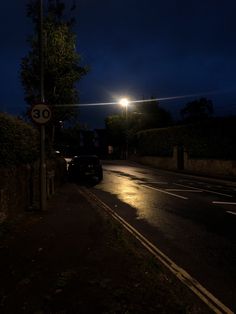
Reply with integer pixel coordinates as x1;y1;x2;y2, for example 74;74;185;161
31;104;52;124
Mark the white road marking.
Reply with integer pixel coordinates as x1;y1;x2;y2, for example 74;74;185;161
175;183;233;197
212;201;236;205
226;211;236;216
146;181;168;184
142;184;188;200
81;188;234;314
166;189;203;193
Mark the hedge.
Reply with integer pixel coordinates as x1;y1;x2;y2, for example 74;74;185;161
0;113;39;166
135;117;236;159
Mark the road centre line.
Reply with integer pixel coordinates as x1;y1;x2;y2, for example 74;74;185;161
212;202;236;216
166;189;203;193
142;184;188;200
212;201;236;205
226;211;236;216
175;183;233;197
80;188;234;314
146;181;168;184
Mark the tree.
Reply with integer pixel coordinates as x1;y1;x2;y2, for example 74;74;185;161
21;0;88;124
105;115;126;145
105;115;127;158
134;98;173;129
180;97;214;123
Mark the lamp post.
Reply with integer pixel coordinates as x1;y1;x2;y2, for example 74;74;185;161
119;98;129;159
39;0;46;211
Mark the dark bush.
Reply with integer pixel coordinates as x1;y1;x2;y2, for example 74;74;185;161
0;113;39;166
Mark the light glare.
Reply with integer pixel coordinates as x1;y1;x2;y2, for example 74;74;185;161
119;98;129;107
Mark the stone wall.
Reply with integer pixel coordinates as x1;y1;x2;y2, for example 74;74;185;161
131;146;236;178
132;155;176;171
184;155;236;177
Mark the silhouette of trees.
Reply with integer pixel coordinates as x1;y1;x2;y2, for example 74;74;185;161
180;97;214;123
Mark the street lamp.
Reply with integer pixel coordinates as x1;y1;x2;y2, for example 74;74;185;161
39;0;46;211
119;98;129;159
119;98;129;119
119;97;129;108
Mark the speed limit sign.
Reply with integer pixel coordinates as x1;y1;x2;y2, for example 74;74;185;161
31;104;52;124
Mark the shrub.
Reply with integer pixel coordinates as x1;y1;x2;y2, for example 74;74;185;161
0;113;39;166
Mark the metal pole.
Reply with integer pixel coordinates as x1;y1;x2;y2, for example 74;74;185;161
39;0;46;211
39;0;44;103
125;104;128;160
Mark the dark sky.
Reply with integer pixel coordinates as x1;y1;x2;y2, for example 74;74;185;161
1;0;236;128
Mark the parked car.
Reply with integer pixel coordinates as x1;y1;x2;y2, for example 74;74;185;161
68;155;103;182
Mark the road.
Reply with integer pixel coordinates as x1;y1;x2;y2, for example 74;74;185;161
87;160;236;312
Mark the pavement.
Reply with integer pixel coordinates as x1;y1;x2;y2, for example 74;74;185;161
0;182;211;314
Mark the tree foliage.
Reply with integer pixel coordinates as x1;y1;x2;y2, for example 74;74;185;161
105;115;126;145
0;113;39;166
21;0;88;123
134;98;173;129
180;97;214;123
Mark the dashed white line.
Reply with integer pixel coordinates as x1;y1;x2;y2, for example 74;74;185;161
142;184;188;200
226;211;236;216
212;202;236;215
175;183;233;197
212;201;236;205
146;181;168;184
166;189;203;193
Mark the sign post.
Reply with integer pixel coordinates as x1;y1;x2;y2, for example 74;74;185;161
31;104;51;211
40;124;46;211
39;0;46;211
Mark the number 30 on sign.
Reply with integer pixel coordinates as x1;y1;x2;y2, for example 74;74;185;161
31;104;52;124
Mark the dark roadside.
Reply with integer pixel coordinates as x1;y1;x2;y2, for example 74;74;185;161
0;183;211;314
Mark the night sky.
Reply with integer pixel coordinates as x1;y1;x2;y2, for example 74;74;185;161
1;0;236;128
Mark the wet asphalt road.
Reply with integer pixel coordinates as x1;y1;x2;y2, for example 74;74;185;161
89;160;236;311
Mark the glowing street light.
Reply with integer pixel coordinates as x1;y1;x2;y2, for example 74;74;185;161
119;98;129;108
119;98;129;120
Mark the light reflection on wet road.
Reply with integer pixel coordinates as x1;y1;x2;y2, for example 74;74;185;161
97;171;166;226
95;166;216;249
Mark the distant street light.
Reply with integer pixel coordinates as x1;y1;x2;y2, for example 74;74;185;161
119;98;129;159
